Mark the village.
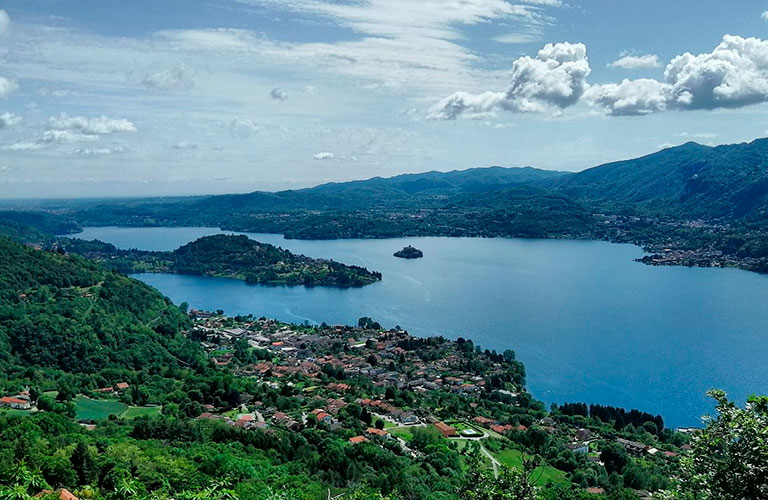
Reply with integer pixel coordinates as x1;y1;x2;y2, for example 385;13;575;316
179;311;689;493
0;310;691;496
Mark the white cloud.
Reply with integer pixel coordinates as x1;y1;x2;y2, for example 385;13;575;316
48;113;137;134
592;35;768;115
608;54;662;69
435;35;768;118
762;11;768;21
0;77;18;99
172;141;198;149
665;35;768;109
229;118;265;138
142;64;195;91
41;130;100;143
74;146;128;155
494;33;540;44
585;79;670;116
429;41;590;119
0;112;22;129
313;151;335;160
0;142;41;151
37;87;78;98
269;87;288;100
0;10;10;37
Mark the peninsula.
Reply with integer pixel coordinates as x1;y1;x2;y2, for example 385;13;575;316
61;233;382;287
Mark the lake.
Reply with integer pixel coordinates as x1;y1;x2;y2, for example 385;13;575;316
73;226;768;428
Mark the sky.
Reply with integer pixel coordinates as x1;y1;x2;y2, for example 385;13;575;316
2;1;768;198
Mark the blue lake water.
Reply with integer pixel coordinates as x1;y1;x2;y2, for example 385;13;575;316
73;226;768;428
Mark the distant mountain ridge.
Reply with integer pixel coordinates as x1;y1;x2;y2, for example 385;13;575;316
4;137;768;273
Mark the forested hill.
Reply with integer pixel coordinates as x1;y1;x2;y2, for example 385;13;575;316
0;237;197;374
549;138;768;221
62;234;383;287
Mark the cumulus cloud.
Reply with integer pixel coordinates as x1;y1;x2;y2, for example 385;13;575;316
435;35;768;118
585;79;670;115
269;87;288;101
48;113;137;135
762;11;768;21
591;35;768;115
429;42;590;119
664;35;768;109
0;112;22;129
142;64;195;91
0;77;18;99
608;54;661;69
313;152;335;160
0;10;10;37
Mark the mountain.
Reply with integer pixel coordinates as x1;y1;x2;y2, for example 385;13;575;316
0;236;196;374
541;138;768;223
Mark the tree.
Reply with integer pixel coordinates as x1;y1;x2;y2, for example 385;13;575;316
459;455;538;500
599;443;628;475
0;462;50;500
70;442;97;486
385;387;396;400
676;390;768;499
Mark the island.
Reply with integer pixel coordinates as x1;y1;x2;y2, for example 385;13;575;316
61;234;382;287
394;245;424;259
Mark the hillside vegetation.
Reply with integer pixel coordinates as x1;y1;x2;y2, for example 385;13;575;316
0;237;195;374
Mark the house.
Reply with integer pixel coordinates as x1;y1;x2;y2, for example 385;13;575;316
115;382;130;391
585;487;605;495
0;396;31;410
366;427;392;439
434;422;457;438
575;428;592;441
349;436;369;444
93;387;114;394
617;438;648;455
567;442;590;454
473;416;497;427
315;412;333;424
398;412;420;424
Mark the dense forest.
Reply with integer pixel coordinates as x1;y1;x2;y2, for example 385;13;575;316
59;234;382;287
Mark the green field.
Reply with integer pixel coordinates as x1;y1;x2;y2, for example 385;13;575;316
121;406;162;419
75;395;161;420
494;448;568;486
75;396;128;420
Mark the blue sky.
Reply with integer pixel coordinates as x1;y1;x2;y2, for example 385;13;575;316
1;0;768;197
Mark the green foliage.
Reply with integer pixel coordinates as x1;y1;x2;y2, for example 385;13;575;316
0;237;196;375
675;390;768;499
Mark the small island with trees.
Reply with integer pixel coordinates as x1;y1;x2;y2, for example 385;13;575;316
394;245;424;259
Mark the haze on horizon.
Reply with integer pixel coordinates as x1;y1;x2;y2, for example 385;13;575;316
2;1;768;198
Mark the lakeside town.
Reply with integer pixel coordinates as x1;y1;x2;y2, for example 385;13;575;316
0;308;698;497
